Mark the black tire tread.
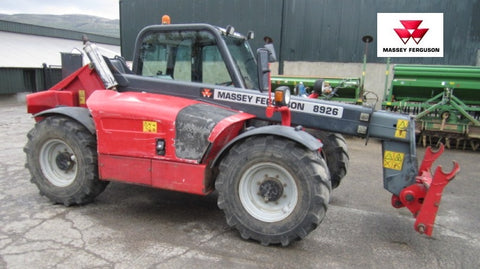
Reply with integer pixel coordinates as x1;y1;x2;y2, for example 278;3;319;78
24;116;108;206
215;135;330;246
307;129;349;189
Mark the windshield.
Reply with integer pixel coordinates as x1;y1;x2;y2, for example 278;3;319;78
222;35;259;90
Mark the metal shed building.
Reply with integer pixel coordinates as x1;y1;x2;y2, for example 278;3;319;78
119;0;480;67
0;20;120;95
118;0;479;100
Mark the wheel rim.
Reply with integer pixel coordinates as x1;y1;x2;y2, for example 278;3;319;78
39;139;78;187
239;162;298;222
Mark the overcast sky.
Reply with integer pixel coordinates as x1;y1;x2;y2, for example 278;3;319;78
0;0;119;20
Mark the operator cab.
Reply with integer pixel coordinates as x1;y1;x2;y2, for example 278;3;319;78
132;24;260;90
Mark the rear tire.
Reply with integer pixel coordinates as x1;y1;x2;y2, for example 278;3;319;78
24;116;108;206
307;130;349;189
215;135;331;246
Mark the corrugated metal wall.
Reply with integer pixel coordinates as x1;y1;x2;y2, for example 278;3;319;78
0;69;25;94
120;0;283;60
0;67;61;94
120;0;480;66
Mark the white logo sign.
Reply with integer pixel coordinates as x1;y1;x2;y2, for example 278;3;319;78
377;13;443;57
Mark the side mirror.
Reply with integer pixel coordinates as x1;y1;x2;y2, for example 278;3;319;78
256;48;270;92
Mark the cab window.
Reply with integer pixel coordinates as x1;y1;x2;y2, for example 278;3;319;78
137;30;232;86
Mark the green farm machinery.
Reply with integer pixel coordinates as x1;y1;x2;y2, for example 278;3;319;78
270;63;480;151
270;36;372;105
271;75;363;104
382;64;480;150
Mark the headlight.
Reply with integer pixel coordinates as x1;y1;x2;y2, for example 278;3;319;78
274;86;291;107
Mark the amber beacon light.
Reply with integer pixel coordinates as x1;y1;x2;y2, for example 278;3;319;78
162;15;171;24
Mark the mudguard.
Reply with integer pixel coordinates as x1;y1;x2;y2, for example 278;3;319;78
175;103;239;161
34;107;95;134
211;125;323;168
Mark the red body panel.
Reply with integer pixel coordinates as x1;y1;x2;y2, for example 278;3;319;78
151;161;207;195
206;112;255;164
87;90;255;194
99;155;152;185
27;65;105;115
87;90;202;161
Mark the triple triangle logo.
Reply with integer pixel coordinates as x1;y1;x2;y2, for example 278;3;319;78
377;13;443;58
394;20;429;45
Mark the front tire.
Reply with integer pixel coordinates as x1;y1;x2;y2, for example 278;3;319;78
24;116;108;206
215;136;331;246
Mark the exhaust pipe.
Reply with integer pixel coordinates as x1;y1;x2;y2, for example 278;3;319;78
82;35;118;89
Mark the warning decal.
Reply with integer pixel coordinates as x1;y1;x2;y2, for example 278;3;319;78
395;119;409;138
383;150;405;171
78;90;86;105
143;121;157;133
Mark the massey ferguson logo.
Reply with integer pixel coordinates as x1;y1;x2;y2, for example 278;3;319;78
377;13;443;57
394;20;429;44
201;88;213;98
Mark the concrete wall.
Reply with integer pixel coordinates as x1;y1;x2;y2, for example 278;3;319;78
477;49;480;66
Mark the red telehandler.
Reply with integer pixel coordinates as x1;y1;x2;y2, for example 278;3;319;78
24;20;459;246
